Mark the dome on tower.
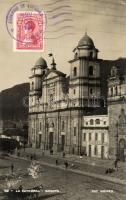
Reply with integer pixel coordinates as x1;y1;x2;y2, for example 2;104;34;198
34;57;47;69
78;32;94;48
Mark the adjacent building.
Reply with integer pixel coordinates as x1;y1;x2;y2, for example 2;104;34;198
108;65;126;161
82;115;109;158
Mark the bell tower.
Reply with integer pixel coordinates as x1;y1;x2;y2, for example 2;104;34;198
69;32;102;108
29;57;48;111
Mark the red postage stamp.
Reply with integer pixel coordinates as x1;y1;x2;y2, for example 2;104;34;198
13;11;45;51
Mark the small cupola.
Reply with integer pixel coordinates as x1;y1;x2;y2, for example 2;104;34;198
31;57;47;75
78;32;95;49
73;32;98;59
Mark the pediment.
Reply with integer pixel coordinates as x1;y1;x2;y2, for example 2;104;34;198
47;71;58;79
43;69;66;81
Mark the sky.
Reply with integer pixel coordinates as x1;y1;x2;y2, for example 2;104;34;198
1;0;126;91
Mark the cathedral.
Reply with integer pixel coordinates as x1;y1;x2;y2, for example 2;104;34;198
28;32;126;160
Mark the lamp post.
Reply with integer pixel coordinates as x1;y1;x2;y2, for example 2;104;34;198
115;122;119;160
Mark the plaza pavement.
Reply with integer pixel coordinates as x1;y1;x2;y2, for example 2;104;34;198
11;148;126;186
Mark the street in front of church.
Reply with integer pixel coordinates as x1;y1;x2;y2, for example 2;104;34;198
0;153;126;200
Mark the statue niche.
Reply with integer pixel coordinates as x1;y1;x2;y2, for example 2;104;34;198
118;109;126;125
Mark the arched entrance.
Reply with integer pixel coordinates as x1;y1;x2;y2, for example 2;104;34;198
48;121;54;150
101;146;105;159
61;135;65;151
89;145;91;157
119;139;126;161
49;132;53;150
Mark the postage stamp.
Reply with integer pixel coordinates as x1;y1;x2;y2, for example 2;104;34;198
13;11;45;52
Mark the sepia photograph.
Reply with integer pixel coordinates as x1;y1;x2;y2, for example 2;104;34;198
0;0;126;199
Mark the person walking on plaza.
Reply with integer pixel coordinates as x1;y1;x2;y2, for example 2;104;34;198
50;149;53;155
19;185;23;192
64;161;68;169
30;155;33;161
63;152;65;158
11;163;14;174
56;159;58;166
114;159;119;171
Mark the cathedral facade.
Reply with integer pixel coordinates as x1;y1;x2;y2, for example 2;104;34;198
28;32;108;157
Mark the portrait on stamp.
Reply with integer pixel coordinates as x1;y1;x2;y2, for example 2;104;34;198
13;11;45;51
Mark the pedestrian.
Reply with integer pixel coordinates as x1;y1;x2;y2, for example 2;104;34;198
114;159;118;171
17;151;20;157
56;159;58;165
11;163;14;174
30;155;33;161
63;152;65;158
19;185;23;192
105;168;109;174
64;161;68;169
80;152;83;156
50;149;53;155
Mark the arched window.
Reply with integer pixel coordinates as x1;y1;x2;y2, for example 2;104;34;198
62;121;64;131
89;133;91;141
100;98;105;107
94;145;98;155
95;133;98;141
83;133;86;141
31;81;34;90
39;122;42;131
95;119;100;124
73;67;77;76
89;66;94;76
115;86;118;96
43;70;45;76
90;88;93;95
111;87;113;96
111;66;117;77
90;52;93;58
101;133;105;143
90;119;94;125
74;127;77;136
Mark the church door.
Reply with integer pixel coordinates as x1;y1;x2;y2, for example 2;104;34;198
38;134;42;148
119;139;125;161
49;132;53;150
61;135;65;151
101;146;104;159
89;145;91;157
